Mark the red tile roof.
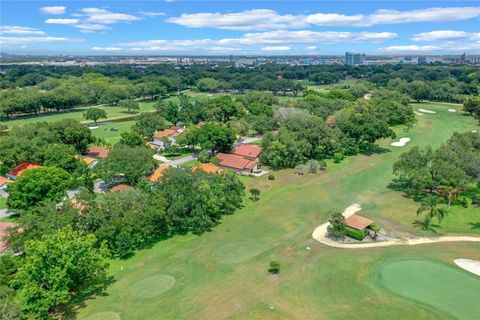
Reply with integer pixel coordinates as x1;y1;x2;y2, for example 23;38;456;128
147;166;168;182
217;153;256;171
0;222;15;252
110;184;131;192
8;162;42;177
345;215;375;230
153;126;183;139
0;176;13;187
233;144;262;159
86;146;110;159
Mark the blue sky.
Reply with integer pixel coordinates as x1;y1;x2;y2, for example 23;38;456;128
1;1;479;55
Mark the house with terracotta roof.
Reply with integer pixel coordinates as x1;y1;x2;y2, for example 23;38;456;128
233;144;262;160
192;163;221;174
345;215;375;231
147;166;169;182
85;146;110;159
77;155;98;169
110;184;133;192
6;162;43;180
151;126;184;149
0;222;15;252
216;153;261;175
0;176;13;196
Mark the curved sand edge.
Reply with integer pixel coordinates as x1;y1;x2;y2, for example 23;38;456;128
454;259;480;277
418;108;436;114
312;204;480;249
391;137;411;147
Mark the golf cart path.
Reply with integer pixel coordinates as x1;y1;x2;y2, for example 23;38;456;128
312;204;480;249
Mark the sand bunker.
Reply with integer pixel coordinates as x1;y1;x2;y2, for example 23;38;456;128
454;259;480;277
448;109;456;112
391;137;411;147
417;108;436;114
88;126;99;130
414;111;424;116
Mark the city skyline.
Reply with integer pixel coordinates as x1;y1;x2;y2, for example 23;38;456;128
1;1;480;55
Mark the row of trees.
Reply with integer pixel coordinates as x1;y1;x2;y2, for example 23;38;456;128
393;132;480;229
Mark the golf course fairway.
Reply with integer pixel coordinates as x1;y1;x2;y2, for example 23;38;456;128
375;260;480;320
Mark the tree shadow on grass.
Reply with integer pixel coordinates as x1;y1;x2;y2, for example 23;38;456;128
58;276;116;319
360;145;392;156
387;178;425;202
468;222;480;230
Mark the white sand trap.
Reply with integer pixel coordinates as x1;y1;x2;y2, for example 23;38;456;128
454;259;480;277
363;93;371;100
391;137;411;147
472;130;478;133
414;111;424;116
448;109;456;112
418;108;436;114
88;126;99;130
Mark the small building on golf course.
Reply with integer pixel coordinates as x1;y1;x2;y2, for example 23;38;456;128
345;215;375;231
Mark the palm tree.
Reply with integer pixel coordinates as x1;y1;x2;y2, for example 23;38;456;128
417;196;449;224
437;185;461;207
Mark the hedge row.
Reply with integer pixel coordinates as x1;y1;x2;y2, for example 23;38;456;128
345;226;367;241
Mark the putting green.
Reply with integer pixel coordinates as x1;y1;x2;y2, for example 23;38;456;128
376;260;480;319
214;241;271;264
84;311;121;320
129;274;176;299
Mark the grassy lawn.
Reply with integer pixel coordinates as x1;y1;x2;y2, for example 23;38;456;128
0;197;6;210
179;159;200;168
90;120;136;145
77;102;480;319
375;259;480;319
0;102;155;128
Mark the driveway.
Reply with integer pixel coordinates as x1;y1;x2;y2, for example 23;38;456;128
166;154;199;167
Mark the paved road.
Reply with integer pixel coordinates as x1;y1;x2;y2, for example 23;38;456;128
238;136;263;145
0;208;13;219
166;154;199;167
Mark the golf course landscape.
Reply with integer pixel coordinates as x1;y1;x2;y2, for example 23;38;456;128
76;102;480;320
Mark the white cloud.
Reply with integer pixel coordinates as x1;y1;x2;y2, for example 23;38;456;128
74;24;111;33
92;46;123;51
412;30;480;41
261;46;291;51
0;26;45;35
167;7;480;30
40;6;66;15
381;45;441;52
80;8;139;24
366;7;480;26
45;19;79;25
167;9;307;30
307;46;317;50
0;36;80;46
138;11;166;17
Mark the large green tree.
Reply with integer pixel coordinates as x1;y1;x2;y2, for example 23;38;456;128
14;226;109;319
83;108;107;125
7;167;72;210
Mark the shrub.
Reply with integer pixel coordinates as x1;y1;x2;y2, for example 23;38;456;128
267;174;275;180
369;224;381;233
344;226;366;241
333;152;344;163
268;261;280;274
250;188;261;201
472;195;480;207
198;150;210;163
319;160;327;171
461;197;469;208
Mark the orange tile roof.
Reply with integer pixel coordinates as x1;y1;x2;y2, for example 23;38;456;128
147;166;168;182
345;215;375;230
217;153;256;171
153;129;176;139
0;176;13;187
86;146;110;159
233;144;262;159
110;184;131;192
8;162;42;177
70;199;87;212
79;156;97;165
0;222;15;252
193;163;220;174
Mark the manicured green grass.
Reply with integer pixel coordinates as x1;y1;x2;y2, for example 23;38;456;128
375;259;480;319
76;102;480;319
0;197;6;210
0;102;155;128
90;120;136;145
179;159;200;168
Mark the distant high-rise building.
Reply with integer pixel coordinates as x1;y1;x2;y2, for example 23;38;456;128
345;52;366;66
